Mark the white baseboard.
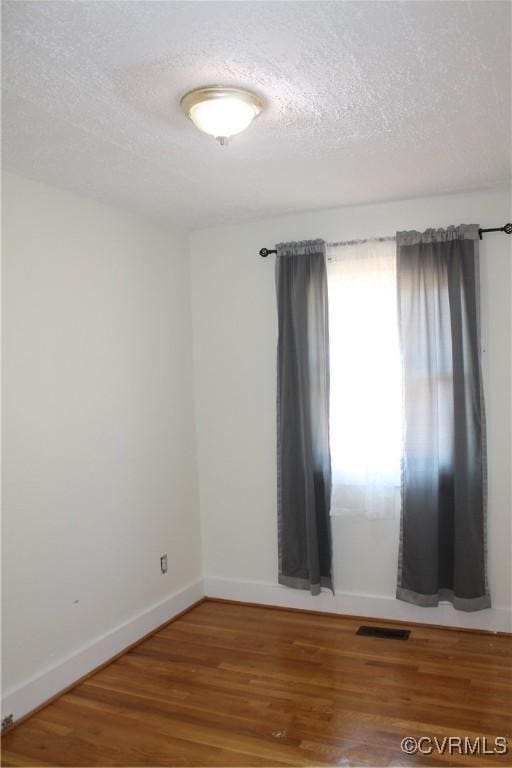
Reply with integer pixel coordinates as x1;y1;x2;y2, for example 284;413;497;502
1;579;204;724
4;575;510;726
204;576;512;633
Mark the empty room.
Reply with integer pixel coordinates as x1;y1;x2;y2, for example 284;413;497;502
1;1;511;766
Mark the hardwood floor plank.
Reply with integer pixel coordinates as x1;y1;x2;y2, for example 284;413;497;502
2;600;511;766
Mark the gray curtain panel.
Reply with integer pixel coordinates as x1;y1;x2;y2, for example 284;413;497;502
275;239;333;595
396;225;490;611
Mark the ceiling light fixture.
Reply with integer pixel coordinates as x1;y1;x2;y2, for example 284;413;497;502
180;85;263;145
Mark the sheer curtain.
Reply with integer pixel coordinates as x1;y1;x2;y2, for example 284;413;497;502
327;239;402;519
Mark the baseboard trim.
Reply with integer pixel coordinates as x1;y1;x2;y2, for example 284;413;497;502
205;596;511;636
2;579;205;729
203;576;512;634
4;575;510;732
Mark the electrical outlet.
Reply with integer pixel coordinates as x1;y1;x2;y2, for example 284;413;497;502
160;554;168;574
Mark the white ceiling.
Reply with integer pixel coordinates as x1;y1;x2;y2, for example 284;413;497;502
2;1;511;229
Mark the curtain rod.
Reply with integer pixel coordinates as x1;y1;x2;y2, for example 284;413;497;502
258;223;512;257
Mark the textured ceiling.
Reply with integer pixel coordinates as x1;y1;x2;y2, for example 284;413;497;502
2;0;511;229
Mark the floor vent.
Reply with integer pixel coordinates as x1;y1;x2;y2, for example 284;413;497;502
357;625;410;640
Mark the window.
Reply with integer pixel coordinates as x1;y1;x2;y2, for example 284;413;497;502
327;239;402;519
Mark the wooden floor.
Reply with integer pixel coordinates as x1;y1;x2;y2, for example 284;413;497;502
2;600;511;767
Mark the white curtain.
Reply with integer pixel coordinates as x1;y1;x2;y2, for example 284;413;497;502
327;239;402;519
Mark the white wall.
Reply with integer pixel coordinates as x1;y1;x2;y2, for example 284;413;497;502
190;186;512;631
2;178;510;723
2;173;202;715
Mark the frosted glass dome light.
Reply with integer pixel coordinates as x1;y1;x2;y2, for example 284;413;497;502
180;86;263;145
